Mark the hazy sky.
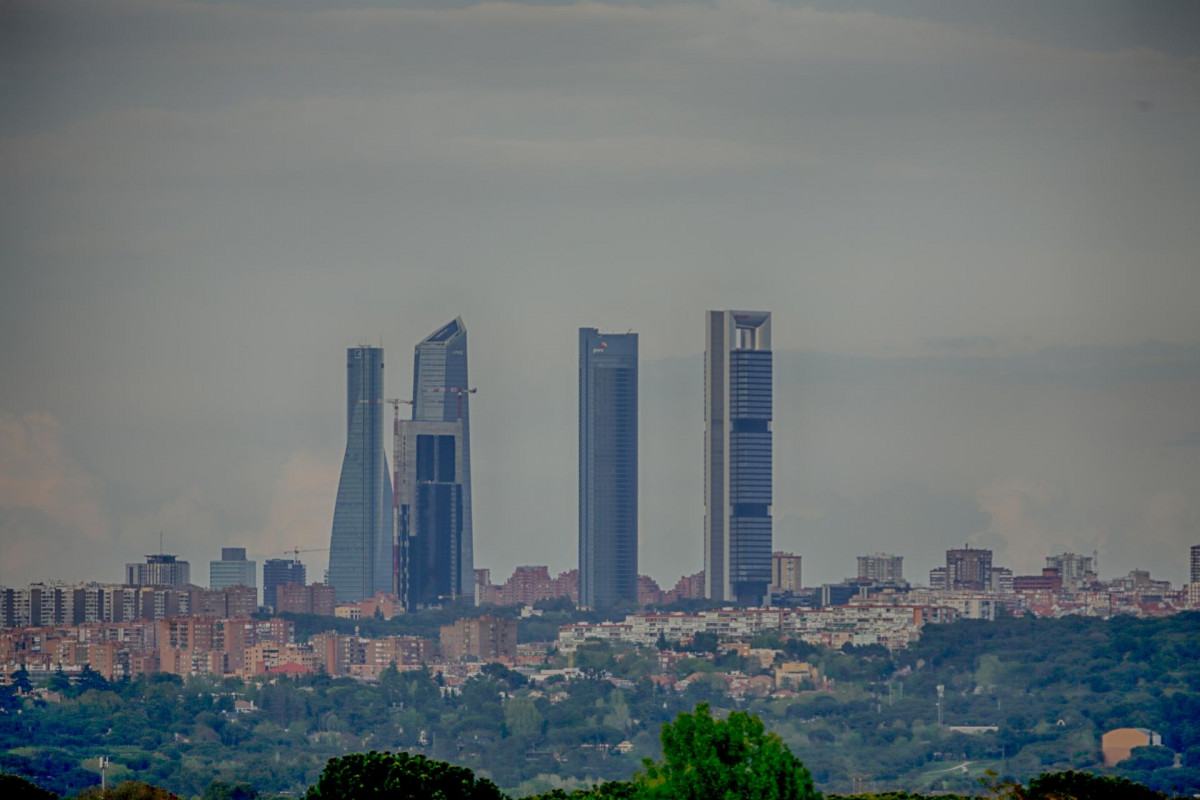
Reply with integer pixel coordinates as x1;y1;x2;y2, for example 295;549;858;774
2;0;1198;591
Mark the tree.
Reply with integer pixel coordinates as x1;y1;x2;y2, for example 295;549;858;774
10;667;33;694
77;781;182;800
304;751;507;800
202;780;259;800
0;774;59;800
637;703;819;800
1021;770;1168;800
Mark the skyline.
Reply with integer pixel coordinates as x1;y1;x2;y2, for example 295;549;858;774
2;1;1198;592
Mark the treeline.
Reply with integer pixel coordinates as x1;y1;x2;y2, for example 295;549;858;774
2;704;1187;799
2;612;1200;796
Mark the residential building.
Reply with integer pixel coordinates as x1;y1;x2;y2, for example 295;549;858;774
276;583;336;617
771;552;802;594
1191;544;1200;585
328;345;394;604
263;558;305;610
857;553;905;586
944;546;993;591
1046;552;1098;589
440;615;517;662
126;554;190;588
705;310;773;605
579;328;639;608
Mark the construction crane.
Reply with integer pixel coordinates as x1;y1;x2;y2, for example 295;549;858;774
429;386;477;421
281;547;324;561
385;398;414;422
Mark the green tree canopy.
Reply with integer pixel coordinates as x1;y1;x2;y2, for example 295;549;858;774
304;751;507;800
0;774;59;800
637;703;819;800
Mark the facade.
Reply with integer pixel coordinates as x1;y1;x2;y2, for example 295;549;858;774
1101;728;1162;767
440;615;518;662
262;558;306;610
857;553;905;586
1046;552;1097;588
328;346;394;604
126;554;190;588
209;547;257;599
276;583;336;617
770;552;803;594
397;318;475;609
945;546;993;591
705;310;773;605
396;419;468;609
578;328;639;608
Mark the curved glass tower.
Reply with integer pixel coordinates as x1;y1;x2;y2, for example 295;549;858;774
705;310;773;605
328;346;394;604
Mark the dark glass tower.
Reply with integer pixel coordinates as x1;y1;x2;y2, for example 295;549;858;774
397;318;474;607
579;328;638;608
705;311;772;605
262;558;306;610
328;346;394;604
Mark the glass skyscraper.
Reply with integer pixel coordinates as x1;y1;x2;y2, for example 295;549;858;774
328;346;394;604
397;318;474;607
705;310;773;605
578;328;638;608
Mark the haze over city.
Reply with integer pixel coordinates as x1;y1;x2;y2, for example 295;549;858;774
2;0;1199;591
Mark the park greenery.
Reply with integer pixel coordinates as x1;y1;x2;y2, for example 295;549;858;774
3;610;1200;798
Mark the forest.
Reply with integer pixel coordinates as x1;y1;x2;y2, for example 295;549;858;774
2;611;1199;798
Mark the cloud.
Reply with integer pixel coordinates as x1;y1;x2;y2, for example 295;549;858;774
922;335;999;352
247;450;340;576
1168;430;1200;447
971;479;1076;574
0;410;111;548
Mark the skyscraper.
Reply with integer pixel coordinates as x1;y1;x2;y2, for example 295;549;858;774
328;346;394;604
395;418;469;608
397;318;474;608
210;547;257;594
1191;544;1200;585
704;310;773;605
578;328;638;608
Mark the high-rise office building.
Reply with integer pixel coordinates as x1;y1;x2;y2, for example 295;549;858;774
328;346;394;604
704;310;773;605
578;328;638;608
397;318;475;608
262;558;306;610
126;554;190;588
396;418;469;608
1189;544;1199;585
209;547;257;598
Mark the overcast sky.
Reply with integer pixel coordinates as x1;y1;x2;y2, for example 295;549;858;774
2;0;1198;592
